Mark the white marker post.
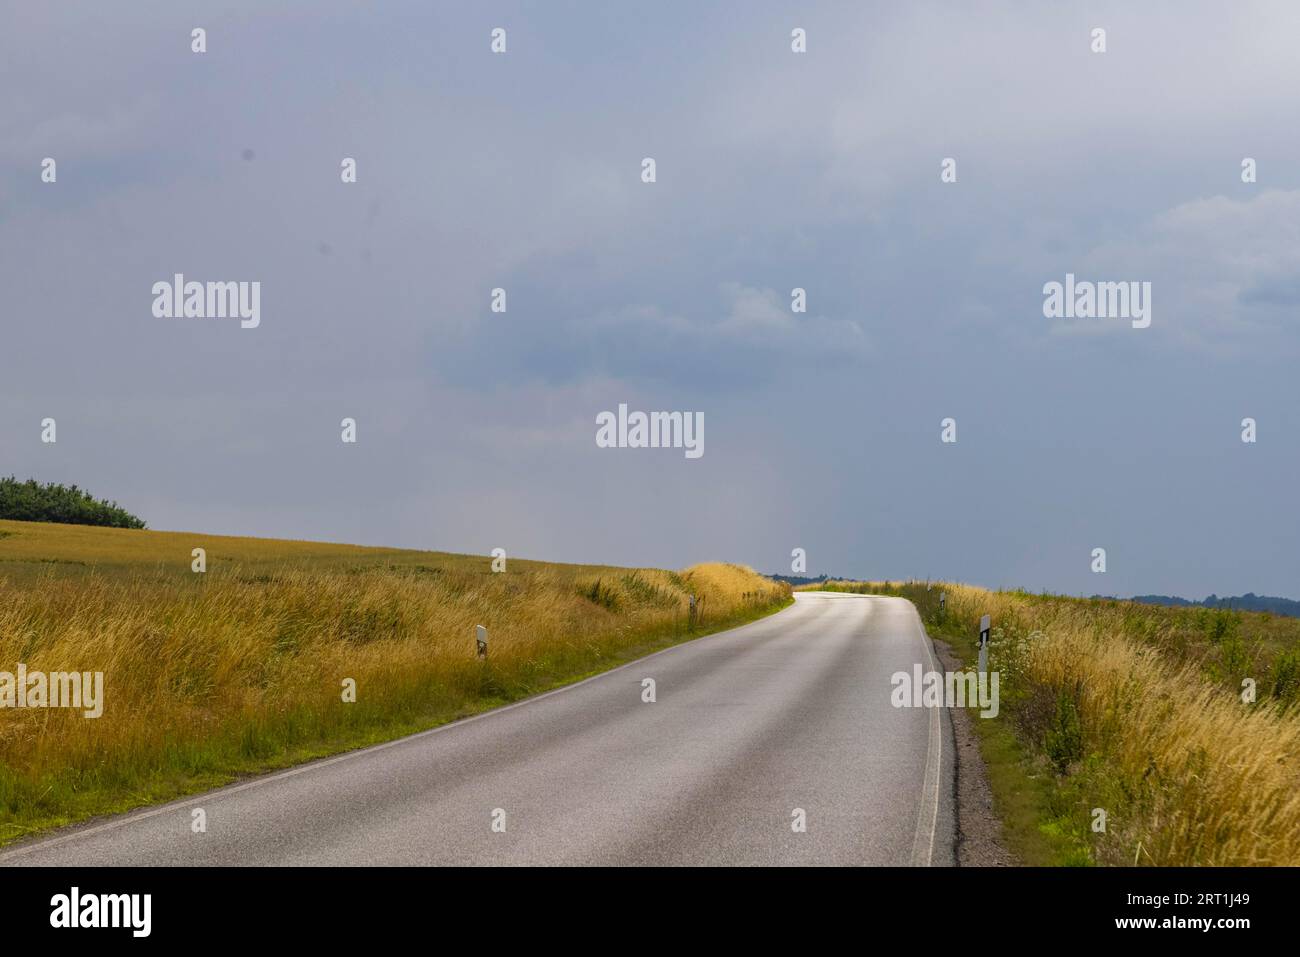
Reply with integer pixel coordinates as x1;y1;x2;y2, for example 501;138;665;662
978;614;991;674
476;625;487;660
939;592;946;612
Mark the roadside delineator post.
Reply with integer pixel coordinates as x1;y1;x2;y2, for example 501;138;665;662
476;624;487;660
978;614;991;674
939;592;946;613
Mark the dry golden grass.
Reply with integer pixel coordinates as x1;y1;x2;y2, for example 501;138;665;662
0;520;789;844
817;580;1300;865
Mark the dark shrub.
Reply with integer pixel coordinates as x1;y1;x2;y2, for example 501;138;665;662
0;477;146;529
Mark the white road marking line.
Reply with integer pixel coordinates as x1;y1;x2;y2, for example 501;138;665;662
907;600;942;867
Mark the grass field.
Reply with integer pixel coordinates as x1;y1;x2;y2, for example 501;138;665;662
0;519;790;846
809;580;1300;866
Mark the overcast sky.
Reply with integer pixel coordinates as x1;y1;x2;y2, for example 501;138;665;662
3;1;1298;598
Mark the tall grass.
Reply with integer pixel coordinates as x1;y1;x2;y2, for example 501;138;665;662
0;521;789;844
814;580;1300;866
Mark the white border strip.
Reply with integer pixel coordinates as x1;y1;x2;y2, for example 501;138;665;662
908;602;943;867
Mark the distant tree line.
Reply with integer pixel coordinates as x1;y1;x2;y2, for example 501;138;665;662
0;477;146;529
768;573;833;586
1128;593;1300;619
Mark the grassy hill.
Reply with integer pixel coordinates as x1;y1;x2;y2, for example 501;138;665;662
0;519;790;845
809;580;1300;866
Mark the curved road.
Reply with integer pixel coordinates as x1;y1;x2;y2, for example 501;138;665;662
0;592;955;866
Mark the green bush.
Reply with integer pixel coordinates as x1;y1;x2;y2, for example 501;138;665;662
1202;608;1239;645
1045;685;1085;773
1271;649;1300;707
0;477;146;529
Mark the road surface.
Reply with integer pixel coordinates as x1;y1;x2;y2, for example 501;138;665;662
0;592;955;866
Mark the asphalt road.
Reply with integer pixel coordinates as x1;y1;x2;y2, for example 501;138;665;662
0;591;955;866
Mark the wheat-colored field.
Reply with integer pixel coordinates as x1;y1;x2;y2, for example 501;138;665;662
0;519;790;845
813;580;1300;866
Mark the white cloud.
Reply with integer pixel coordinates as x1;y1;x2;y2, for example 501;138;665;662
1079;189;1300;350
